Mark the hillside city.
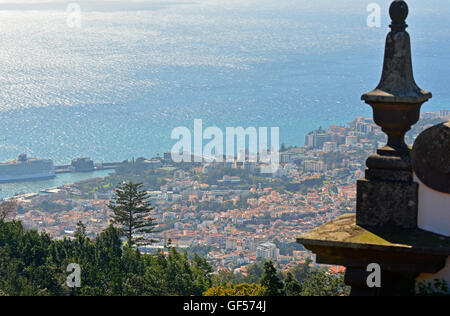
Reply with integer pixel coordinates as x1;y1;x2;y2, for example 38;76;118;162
8;110;450;275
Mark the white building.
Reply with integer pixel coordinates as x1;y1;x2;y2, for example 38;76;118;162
304;160;326;172
439;109;450;119
256;242;280;260
322;141;337;153
345;135;358;146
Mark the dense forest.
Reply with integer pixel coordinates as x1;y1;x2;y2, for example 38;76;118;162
0;218;348;296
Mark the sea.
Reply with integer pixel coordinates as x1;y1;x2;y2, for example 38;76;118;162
0;0;449;197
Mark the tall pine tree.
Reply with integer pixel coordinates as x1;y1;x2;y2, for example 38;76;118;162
260;261;285;296
108;182;158;248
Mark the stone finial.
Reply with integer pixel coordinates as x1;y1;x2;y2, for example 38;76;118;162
356;1;432;230
412;121;450;194
362;0;431;104
389;0;409;31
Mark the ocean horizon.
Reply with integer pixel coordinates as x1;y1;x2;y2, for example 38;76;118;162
0;0;449;165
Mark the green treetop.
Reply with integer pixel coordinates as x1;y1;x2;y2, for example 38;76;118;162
260;261;285;296
108;181;158;248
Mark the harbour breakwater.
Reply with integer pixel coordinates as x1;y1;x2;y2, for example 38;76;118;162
54;161;123;174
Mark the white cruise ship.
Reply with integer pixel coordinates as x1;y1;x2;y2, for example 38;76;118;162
0;154;55;183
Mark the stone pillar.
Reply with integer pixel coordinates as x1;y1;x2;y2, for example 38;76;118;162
297;0;450;297
357;0;431;230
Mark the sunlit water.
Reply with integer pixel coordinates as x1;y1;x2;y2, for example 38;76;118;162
0;0;449;166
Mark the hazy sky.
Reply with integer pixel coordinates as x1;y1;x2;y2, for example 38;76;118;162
0;0;447;11
0;0;447;22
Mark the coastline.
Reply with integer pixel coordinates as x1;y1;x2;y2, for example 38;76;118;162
0;169;113;200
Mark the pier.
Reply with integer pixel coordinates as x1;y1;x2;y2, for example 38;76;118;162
54;161;123;174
